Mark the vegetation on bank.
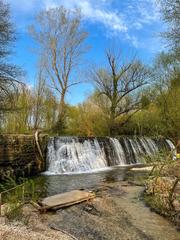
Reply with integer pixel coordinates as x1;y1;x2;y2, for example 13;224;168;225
0;177;42;220
144;154;180;227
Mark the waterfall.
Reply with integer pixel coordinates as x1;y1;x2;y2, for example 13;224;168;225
109;138;126;165
47;137;108;174
46;136;175;174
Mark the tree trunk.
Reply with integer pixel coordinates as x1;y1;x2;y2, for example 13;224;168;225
53;91;66;134
109;103;116;136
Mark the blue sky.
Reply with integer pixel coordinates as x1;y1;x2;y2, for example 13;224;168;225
8;0;166;105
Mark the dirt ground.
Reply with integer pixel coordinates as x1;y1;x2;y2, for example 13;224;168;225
0;224;73;240
0;204;73;240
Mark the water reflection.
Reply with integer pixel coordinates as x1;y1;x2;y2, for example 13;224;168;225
33;167;128;197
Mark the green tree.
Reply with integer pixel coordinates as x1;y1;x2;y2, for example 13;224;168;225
3;86;33;133
148;53;180;141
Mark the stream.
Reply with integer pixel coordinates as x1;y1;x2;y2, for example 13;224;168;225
32;167;180;240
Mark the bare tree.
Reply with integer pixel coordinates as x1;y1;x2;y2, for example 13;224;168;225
33;68;46;129
29;6;88;133
32;67;58;130
92;50;149;135
0;0;22;114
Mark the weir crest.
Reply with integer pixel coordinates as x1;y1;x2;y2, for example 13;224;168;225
46;136;175;174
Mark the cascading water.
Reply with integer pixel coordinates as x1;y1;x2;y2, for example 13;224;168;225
47;137;108;174
46;136;175;174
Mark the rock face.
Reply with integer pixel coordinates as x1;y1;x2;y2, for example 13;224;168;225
0;134;48;180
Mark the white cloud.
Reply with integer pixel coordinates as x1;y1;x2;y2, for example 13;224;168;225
44;0;127;33
41;0;162;49
124;0;161;29
126;33;140;48
8;0;127;34
7;0;162;49
132;22;143;30
137;1;160;24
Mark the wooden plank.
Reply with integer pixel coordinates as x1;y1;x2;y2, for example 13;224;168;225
40;190;95;210
52;195;95;210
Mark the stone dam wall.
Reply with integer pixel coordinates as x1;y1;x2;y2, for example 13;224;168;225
0;134;48;180
0;135;176;180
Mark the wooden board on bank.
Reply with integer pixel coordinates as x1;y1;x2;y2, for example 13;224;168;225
40;190;95;210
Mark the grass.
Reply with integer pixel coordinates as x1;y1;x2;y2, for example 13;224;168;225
0;177;41;220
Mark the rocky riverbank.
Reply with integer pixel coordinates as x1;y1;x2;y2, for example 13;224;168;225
1;177;179;240
45;181;179;240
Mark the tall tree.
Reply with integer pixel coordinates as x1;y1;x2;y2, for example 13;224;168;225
0;0;22;114
32;70;58;131
160;0;180;58
29;6;88;133
152;53;180;142
92;50;149;135
32;68;46;130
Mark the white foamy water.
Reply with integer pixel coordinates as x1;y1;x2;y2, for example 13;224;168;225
46;137;175;174
47;138;108;174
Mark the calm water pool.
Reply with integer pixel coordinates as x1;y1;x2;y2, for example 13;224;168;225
32;166;148;197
